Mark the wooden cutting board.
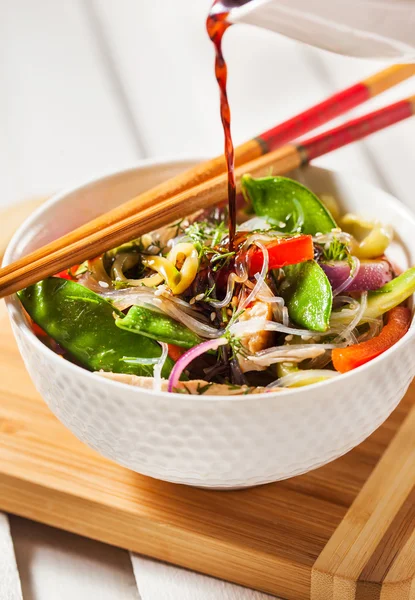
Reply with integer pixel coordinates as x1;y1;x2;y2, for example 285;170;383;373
1;201;415;600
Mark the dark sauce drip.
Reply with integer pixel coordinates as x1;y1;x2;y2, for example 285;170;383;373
206;0;252;252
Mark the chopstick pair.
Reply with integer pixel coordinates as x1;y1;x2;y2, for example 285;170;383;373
1;64;415;298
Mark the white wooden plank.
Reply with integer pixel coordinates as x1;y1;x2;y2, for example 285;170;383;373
0;513;23;600
9;516;140;600
0;0;141;209
130;554;276;600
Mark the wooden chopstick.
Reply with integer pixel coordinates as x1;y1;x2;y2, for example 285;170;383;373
1;65;413;283
1;94;414;299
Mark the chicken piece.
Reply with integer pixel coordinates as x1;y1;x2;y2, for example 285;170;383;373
97;372;267;395
238;301;274;355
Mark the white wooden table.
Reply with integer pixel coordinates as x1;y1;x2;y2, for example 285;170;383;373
1;1;415;598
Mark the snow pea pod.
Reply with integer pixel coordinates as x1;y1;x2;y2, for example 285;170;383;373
116;305;203;349
241;175;337;234
18;278;173;377
280;260;333;332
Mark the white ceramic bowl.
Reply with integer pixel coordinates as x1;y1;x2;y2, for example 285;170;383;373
4;159;415;489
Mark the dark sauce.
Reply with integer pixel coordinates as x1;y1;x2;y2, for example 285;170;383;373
206;0;252;252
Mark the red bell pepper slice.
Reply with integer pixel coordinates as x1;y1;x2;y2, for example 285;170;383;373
246;235;314;276
332;306;411;373
167;344;185;362
54;265;80;280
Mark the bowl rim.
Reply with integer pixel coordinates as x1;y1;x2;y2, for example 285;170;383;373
4;156;415;402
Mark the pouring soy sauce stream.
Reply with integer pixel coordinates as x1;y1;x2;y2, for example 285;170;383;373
206;0;252;252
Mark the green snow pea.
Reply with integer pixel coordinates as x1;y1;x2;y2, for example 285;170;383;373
241;175;337;234
18;278;173;377
280;260;333;332
115;305;203;349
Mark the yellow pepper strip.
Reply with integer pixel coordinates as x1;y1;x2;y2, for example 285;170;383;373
141;243;199;294
167;243;199;294
142;256;181;289
130;273;164;288
341;213;393;259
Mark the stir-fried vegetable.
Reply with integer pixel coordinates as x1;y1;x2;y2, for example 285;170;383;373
18;174;414;394
246;234;314;275
363;267;415;320
321;259;393;292
18;278;174;377
332;306;411;373
241;175;337;234
116;305;203;349
280;260;333;331
341;213;393;259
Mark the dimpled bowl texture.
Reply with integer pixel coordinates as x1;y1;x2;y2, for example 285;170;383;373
4;159;415;489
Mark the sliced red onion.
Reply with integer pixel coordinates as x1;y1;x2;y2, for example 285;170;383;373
167;338;228;393
332;256;360;295
321;259;392;293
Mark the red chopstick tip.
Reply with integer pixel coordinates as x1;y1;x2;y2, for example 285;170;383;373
299;99;413;163
259;83;370;152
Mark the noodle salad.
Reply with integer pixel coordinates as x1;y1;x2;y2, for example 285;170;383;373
18;175;415;395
